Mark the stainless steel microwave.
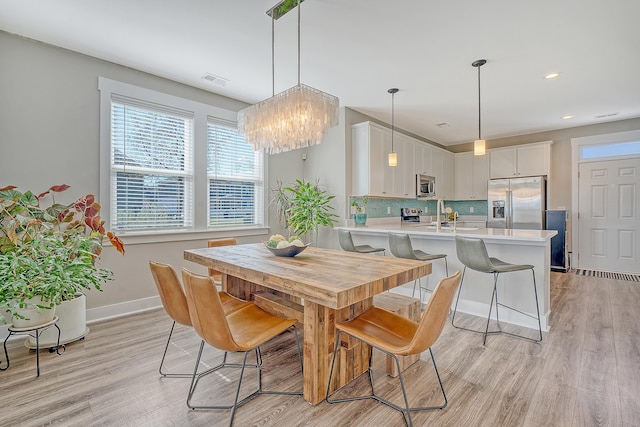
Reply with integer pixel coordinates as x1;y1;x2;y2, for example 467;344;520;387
416;174;436;198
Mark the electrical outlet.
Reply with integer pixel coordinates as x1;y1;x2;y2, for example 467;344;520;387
470;207;474;213
424;207;428;213
387;206;391;215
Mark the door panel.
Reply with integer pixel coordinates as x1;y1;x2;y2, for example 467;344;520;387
578;157;640;273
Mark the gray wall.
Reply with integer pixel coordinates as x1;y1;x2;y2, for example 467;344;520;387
3;30;640;319
0;32;304;316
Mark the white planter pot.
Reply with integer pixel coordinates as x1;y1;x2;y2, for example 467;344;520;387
26;292;89;349
12;296;56;328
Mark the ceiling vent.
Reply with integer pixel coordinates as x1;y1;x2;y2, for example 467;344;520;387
202;73;229;87
594;112;619;119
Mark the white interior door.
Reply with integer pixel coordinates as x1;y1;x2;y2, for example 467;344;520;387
578;157;640;274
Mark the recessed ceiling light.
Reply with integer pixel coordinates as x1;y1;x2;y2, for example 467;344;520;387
544;72;561;79
436;122;450;128
562;115;574;120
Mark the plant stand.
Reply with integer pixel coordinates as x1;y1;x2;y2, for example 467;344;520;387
24;293;89;349
1;316;65;377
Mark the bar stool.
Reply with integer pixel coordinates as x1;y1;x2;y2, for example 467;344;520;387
388;233;448;302
338;229;385;255
1;316;65;377
452;236;542;345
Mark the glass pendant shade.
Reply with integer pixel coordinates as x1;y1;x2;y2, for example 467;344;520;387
388;151;398;167
238;84;339;154
474;139;486;156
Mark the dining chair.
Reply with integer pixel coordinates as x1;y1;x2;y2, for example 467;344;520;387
326;271;462;427
452;236;542;345
338;229;385;255
181;268;303;426
207;238;238;285
149;261;251;378
388;232;448;302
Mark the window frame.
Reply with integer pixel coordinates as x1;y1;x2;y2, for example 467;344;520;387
99;77;268;244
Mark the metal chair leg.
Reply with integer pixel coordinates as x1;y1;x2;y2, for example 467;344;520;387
451;267;467;328
160;321;233;378
326;336;447;427
187;326;303;419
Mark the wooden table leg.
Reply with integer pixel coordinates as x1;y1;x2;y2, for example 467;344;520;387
303;301;333;405
303;298;373;405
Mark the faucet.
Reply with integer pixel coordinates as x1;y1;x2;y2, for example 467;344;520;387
453;211;459;231
436;199;445;232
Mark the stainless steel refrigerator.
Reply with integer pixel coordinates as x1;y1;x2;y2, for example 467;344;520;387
487;176;546;229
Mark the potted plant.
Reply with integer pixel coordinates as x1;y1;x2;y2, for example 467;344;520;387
0;185;125;337
271;179;338;246
351;195;368;226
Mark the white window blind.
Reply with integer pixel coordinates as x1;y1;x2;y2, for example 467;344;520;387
207;119;264;227
110;99;194;231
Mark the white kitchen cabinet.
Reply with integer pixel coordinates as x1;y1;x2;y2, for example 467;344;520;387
352;121;415;199
352;122;386;197
441;151;454;199
489;141;551;178
415;143;432;176
455;151;489;199
395;134;416;198
352;121;453;200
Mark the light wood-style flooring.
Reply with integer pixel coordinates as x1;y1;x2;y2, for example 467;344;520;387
1;272;639;426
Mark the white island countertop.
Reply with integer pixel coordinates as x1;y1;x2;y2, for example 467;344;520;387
340;220;557;243
342;219;557;332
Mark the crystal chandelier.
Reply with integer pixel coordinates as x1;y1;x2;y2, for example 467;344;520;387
237;0;339;154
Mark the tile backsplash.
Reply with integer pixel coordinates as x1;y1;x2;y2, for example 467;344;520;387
348;197;488;219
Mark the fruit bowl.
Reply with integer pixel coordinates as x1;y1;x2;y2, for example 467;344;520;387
263;242;309;257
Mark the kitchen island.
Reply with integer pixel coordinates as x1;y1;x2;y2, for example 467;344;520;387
341;220;557;332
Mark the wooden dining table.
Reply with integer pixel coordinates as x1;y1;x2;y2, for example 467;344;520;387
184;242;431;405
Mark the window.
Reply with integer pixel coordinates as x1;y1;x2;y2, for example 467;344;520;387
581;140;640;160
110;100;194;231
207;119;264;227
99;77;265;238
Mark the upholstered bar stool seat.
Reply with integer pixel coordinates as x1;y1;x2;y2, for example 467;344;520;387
389;233;448;302
452;235;543;345
339;229;385;255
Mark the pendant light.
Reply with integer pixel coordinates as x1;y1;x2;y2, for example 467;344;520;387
237;0;339;154
388;88;399;167
472;59;487;156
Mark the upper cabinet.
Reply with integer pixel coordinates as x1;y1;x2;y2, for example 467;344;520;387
455;151;489;200
489;142;551;179
352;122;415;199
352;121;454;199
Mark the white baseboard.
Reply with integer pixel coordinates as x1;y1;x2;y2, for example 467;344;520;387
390;285;549;332
86;296;162;324
0;296;163;343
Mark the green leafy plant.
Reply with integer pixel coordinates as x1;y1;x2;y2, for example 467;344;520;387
272;179;337;245
0;184;125;323
351;196;368;214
